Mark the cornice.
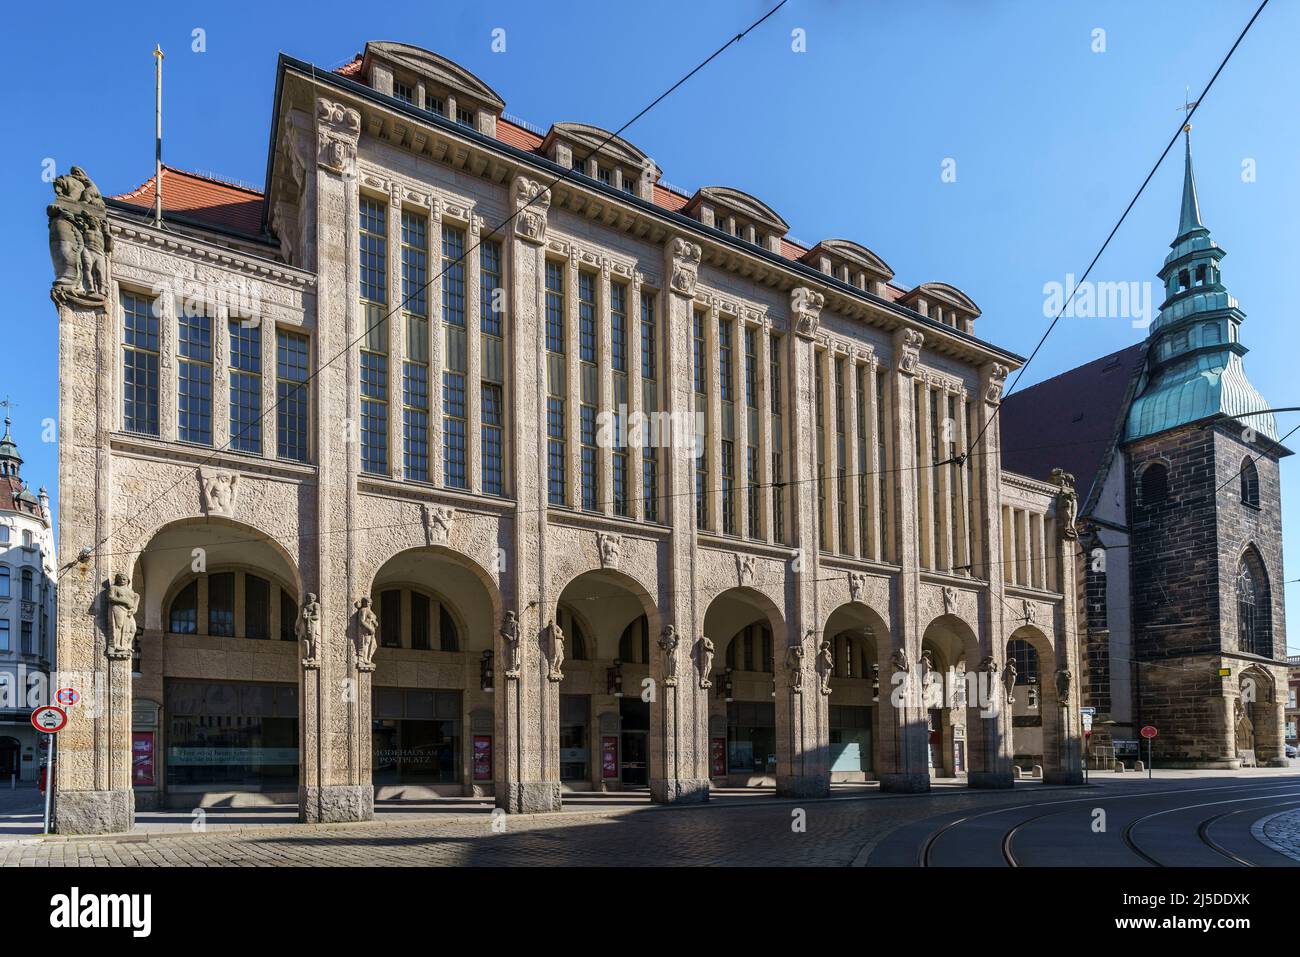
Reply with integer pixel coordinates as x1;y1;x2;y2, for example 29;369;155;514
109;218;317;290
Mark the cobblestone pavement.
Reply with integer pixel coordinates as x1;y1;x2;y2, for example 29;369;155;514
1252;807;1300;863
4;770;1296;867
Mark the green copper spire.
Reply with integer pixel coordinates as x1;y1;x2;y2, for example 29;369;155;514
1125;124;1278;443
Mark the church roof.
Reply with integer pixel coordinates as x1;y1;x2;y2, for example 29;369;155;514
1000;343;1146;504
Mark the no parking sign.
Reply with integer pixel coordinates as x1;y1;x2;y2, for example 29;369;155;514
31;705;67;734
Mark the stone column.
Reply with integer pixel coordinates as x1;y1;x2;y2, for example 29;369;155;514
878;327;930;793
301;96;372;822
967;361;1014;789
1045;492;1084;784
776;286;829;798
497;176;561;812
650;237;710;804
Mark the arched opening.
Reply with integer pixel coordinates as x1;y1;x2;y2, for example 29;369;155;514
1236;667;1282;767
703;587;784;787
1139;462;1168;508
1006;627;1057;772
1235;546;1272;658
368;547;500;799
555;569;658;792
130;518;301;809
1239;457;1260;508
919;615;981;779
822;603;885;782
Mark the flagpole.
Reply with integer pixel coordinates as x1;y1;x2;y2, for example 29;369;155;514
153;44;164;227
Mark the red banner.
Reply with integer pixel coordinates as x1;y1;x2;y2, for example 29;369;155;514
601;736;618;778
711;736;726;778
472;735;493;781
132;731;155;786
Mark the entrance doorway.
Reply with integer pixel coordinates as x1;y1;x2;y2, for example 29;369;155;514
0;737;19;780
927;709;942;772
619;697;648;786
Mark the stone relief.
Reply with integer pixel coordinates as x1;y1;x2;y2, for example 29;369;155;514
1050;468;1079;540
1022;599;1036;625
501;610;521;678
199;468;239;519
105;574;139;660
669;238;701;297
1055;667;1072;702
790;286;825;339
658;625;680;686
547;619;565;682
897;329;924;375
817;639;834;696
735;553;756;586
942;585;958;616
848;572;867;604
597;531;621;569
422;503;455;546
316;98;361;176
890;647;910;675
979;654;999;679
786;637;806;694
1003;654;1017;704
694;635;714;689
513;176;551;244
48;166;112;307
298;592;322;669
984;363;1009;405
355;596;378;672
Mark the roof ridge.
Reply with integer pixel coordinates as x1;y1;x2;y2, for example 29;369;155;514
112;165;265;203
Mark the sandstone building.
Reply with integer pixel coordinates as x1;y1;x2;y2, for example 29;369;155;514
50;41;1081;833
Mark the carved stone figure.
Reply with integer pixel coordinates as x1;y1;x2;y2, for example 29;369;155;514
669;238;702;296
1055;667;1072;702
786;640;806;694
597;531;621;569
695;635;715;689
48;166;112;306
1003;655;1017;704
200;469;239;518
979;654;999;678
791;286;825;339
848;572;867;604
1022;598;1036;625
297;593;322;668
984;362;1009;405
736;553;756;586
919;648;935;683
105;574;139;659
817;640;834;696
1050;468;1079;540
513;176;551;244
355;597;378;671
658;625;680;686
501;611;521;678
547;619;565;682
942;585;958;616
890;647;910;675
421;503;455;546
1234;698;1255;755
316;98;361;175
897;329;924;375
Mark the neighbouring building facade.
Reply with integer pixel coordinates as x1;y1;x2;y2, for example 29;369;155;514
0;418;57;782
49;41;1081;834
1002;128;1290;769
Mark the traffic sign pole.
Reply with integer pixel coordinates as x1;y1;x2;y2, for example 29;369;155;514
30;705;67;835
1140;725;1159;781
42;734;54;834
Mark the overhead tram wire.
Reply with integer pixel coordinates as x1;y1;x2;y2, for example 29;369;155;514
70;1;791;581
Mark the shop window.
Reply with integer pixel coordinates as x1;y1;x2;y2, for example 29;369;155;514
372;688;462;784
165;679;298;789
727;701;776;774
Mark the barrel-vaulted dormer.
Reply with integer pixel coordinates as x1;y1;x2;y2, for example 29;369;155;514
541;122;661;202
899;281;980;334
356;41;506;137
801;239;894;296
682;186;788;254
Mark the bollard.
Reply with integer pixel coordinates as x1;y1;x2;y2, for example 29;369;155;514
1013;765;1023;779
1031;765;1043;779
1134;760;1145;772
1114;761;1125;773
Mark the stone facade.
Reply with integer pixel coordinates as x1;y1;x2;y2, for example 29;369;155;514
48;41;1079;833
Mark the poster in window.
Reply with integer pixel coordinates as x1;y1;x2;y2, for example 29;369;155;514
473;735;492;781
711;736;726;777
601;736;618;778
132;731;155;786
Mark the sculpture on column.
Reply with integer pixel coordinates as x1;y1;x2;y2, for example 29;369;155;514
890;647;910;677
694;635;715;689
298;593;322;668
547;619;565;682
105;574;139;659
817;640;834;695
791;286;825;339
355;597;378;672
1003;654;1017;704
786;637;807;694
1050;468;1079;540
658;625;680;687
513;176;551;244
1055;667;1073;704
501;611;522;679
978;654;999;713
48;166;112;307
669;237;702;297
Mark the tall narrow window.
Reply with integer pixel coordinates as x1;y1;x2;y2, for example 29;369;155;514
177;305;213;445
815;358;827;550
442;224;468;488
545;261;567;506
245;574;270;639
611;282;629;516
1240;457;1260;509
276;329;310;461
229;318;262;453
835;359;848;552
641;291;659;522
208;572;235;637
169;580;198;634
578;272;599;511
20;569;31;601
411;592;431;650
380;590;402;647
480;240;505;496
122;292;160;436
719;319;736;536
280;589;298;641
401;210;430;482
856;366;869;557
876;372;889;561
693;310;709;530
440;605;461;652
359;197;389;474
744;327;760;538
770;334;784;543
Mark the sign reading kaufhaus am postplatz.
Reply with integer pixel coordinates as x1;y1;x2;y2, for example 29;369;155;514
47;40;1087;835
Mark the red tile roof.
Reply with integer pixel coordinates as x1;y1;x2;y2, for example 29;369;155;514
335;54;364;78
112;166;265;236
999;343;1147;502
652;184;689;212
496;117;543;152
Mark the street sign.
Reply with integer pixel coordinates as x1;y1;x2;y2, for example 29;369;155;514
1140;725;1158;739
1080;707;1097;716
55;688;80;708
1081;712;1094;732
31;706;67;734
1218;668;1232;677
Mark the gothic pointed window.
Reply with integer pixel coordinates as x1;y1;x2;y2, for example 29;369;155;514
1240;457;1260;509
1236;551;1270;657
1140;463;1168;508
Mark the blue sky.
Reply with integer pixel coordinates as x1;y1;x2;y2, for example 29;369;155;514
5;0;1296;644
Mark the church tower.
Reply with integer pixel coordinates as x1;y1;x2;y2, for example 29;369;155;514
1123;125;1290;766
